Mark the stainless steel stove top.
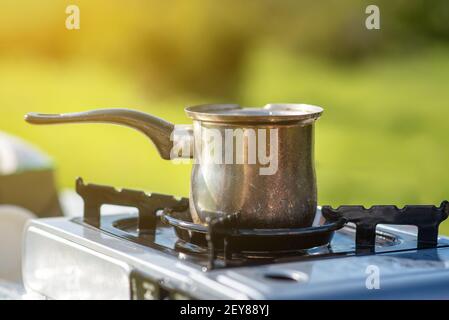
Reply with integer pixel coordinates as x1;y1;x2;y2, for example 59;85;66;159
22;211;449;299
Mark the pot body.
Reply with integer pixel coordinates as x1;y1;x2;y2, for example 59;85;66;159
189;120;317;228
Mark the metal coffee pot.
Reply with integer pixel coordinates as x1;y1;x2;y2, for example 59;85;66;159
25;103;323;228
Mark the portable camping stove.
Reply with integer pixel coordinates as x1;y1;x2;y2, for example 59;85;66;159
22;178;449;299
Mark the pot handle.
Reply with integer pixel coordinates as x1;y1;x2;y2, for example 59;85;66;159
25;108;192;160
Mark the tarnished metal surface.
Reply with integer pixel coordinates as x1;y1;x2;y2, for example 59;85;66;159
189;118;318;228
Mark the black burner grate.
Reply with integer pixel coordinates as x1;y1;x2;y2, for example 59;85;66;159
322;202;449;254
161;209;345;268
75;178;449;269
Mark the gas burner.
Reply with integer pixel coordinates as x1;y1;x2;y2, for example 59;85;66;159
160;207;345;261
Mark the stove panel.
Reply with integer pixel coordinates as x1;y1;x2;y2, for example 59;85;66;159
22;216;449;299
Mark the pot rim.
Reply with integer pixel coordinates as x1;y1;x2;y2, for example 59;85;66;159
185;103;323;123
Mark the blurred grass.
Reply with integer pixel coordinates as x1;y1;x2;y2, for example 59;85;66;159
0;56;192;196
1;45;449;233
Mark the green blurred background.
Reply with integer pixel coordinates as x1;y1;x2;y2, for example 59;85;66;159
1;1;449;230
